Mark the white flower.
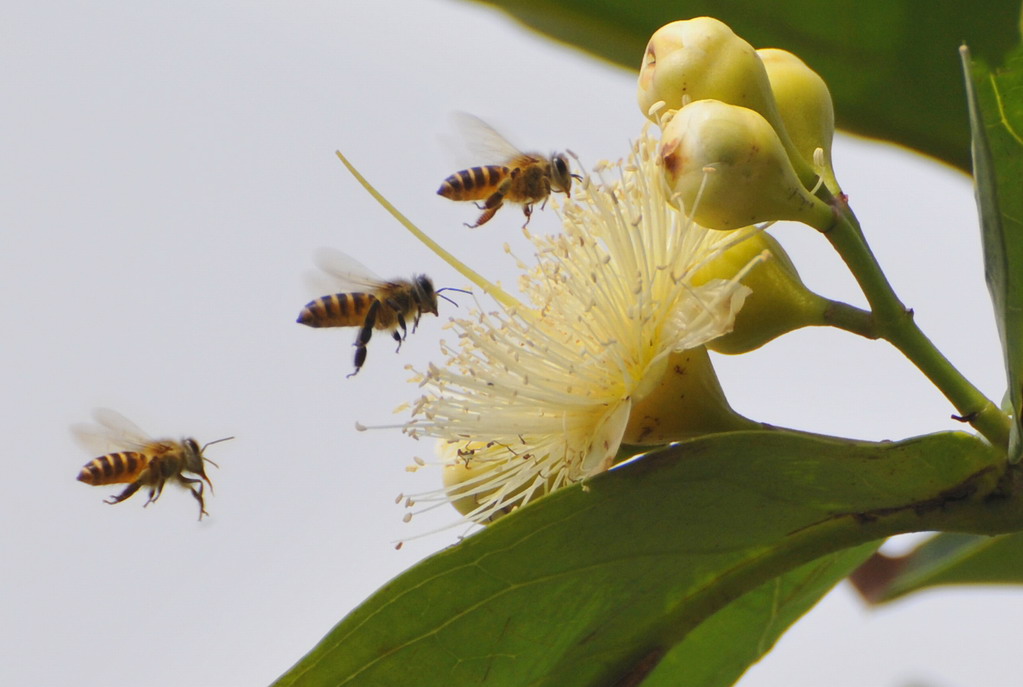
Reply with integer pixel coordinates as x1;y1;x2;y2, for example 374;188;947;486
404;127;755;524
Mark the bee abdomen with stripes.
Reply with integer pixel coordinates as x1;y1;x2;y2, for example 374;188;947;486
436;165;512;201
297;292;377;329
77;451;148;486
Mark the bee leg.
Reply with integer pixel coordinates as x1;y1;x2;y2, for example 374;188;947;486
541;176;552;208
467;178;511;228
347;299;381;378
521;203;534;228
348;345;368;378
143;478;167;508
392;311;409;352
104;480;142;505
486;179;512;208
385;299;408;342
467;202;501;228
525;178;551;227
178;476;209;520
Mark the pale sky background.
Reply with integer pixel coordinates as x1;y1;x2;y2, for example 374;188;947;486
3;2;1022;686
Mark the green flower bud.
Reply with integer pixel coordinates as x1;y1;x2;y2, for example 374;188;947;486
639;18;773;121
692;230;831;353
623;347;757;445
442;451;511;523
440;441;556;524
637;17;816;186
660;99;835;231
758;48;841;195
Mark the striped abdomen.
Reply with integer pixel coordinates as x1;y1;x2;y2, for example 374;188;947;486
298;292;380;329
77;451;150;485
437;166;510;201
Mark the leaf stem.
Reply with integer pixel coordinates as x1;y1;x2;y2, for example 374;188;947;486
821;198;1010;449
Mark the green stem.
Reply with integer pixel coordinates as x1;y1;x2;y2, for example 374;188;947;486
821;201;1010;449
820;300;878;340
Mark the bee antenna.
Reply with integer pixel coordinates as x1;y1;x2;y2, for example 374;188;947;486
571;173;583;181
436;287;471;307
201;436;235;454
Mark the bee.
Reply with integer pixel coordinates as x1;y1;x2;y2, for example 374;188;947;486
437;114;579;228
73;409;232;520
297;249;466;377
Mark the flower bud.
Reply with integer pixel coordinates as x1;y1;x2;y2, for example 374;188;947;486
639;18;774;122
660;99;835;231
691;230;830;353
758;48;841;194
637;18;815;186
623;347;757;445
440;441;556;523
442;452;510;523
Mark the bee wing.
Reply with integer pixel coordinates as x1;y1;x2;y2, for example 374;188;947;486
450;112;537;165
309;248;388;294
71;408;153;454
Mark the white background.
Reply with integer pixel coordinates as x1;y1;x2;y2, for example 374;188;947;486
3;2;1020;686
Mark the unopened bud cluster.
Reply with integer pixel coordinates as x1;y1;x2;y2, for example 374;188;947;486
632;17;847;353
638;17;841;232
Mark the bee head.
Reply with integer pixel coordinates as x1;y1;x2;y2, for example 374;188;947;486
185;435;233;489
413;275;439;316
549;153;576;197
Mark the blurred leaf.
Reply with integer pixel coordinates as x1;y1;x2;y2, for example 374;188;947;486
859;532;1023;603
274;430;1000;687
642;543;878;687
963;44;1023;460
471;0;1020;170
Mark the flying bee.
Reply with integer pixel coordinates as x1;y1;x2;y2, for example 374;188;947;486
73;408;232;520
437;114;580;228
297;248;468;377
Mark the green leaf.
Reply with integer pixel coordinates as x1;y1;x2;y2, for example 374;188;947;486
274;431;1001;687
963;44;1023;460
641;544;878;687
861;532;1023;603
469;0;1021;170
